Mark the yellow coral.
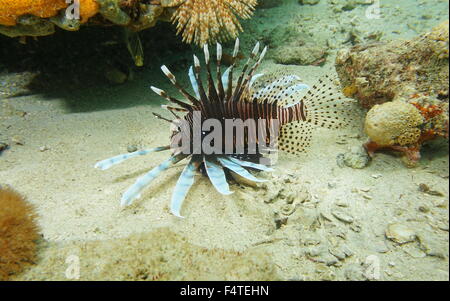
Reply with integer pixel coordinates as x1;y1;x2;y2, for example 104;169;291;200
364;101;424;147
342;84;358;97
0;0;99;26
165;0;257;46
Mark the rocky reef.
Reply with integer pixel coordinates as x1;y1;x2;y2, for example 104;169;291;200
0;0;164;37
335;20;449;166
0;0;256;45
0;0;70;26
336;20;449;109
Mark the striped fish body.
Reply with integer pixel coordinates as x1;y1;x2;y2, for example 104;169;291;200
94;39;358;217
173;99;305;158
185;99;301;123
153;39;356;158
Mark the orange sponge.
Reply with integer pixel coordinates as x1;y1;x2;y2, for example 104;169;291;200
0;187;40;280
0;0;99;26
79;0;99;23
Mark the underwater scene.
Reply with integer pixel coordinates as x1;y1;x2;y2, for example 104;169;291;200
0;0;448;282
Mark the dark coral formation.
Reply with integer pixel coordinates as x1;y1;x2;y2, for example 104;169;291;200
0;0;165;38
0;0;257;46
336;20;449;109
0;187;40;280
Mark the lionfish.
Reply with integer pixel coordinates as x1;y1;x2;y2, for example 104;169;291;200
95;39;356;217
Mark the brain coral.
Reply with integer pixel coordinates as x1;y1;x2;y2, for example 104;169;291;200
364;101;424;147
0;187;40;280
0;0;99;26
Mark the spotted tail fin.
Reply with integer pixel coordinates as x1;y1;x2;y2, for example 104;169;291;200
279;121;314;155
299;74;359;129
278;74;360;155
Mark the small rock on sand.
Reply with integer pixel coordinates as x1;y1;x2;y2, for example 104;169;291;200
342;146;371;169
385;223;417;244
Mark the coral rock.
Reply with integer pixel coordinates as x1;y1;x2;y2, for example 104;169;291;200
258;0;283;8
299;0;320;5
0;0;67;26
274;45;328;66
0;16;55;37
97;0;131;25
0;0;254;45
336;20;449;109
0;0;99;37
342;145;370;169
128;4;164;31
0;0;99;26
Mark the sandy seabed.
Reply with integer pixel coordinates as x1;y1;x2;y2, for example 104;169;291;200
0;0;448;281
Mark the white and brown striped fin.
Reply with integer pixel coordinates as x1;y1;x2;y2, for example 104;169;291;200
231;41;260;102
191;55;210;105
252;74;304;104
160;65;201;107
188;66;201;99
216;42;226;100
203;44;220;103
150;86;193;111
193;54;218;117
252;69;303;88
235;45;268;102
276;83;310;107
161;105;187;119
225;38;240;101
